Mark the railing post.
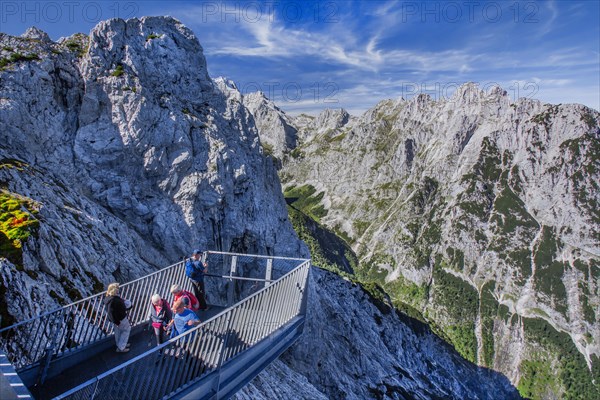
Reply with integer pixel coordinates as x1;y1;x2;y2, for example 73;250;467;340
36;310;64;386
36;344;54;386
90;378;100;400
227;256;238;306
265;258;273;288
213;311;235;400
299;262;310;316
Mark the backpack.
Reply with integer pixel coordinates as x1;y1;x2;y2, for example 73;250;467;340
182;290;200;311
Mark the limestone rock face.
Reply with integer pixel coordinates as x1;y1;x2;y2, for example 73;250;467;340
0;17;306;319
253;84;600;397
242;90;298;160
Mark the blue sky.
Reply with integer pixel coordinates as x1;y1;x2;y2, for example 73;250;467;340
1;0;598;115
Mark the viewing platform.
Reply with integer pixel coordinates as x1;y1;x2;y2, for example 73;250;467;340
0;251;311;399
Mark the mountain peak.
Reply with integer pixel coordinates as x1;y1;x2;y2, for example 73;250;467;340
450;82;510;105
244;90;271;105
81;15;212;105
241;88;297;158
214;76;239;91
274;77;600;399
22;26;51;42
314;108;351;130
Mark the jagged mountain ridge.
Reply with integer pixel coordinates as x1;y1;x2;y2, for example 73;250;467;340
0;17;524;399
245;85;600;398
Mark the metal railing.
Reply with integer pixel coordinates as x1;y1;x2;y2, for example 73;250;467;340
0;259;188;371
56;256;310;400
0;251;308;373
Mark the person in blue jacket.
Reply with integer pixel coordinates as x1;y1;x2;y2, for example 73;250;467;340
185;250;209;310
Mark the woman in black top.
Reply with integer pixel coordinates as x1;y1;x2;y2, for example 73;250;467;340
103;282;132;353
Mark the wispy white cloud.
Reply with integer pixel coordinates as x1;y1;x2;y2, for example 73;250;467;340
166;1;596;75
1;0;596;114
535;0;559;39
204;10;484;75
370;0;401;17
208;14;379;69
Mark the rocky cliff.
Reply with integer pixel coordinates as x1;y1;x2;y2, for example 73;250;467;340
0;17;305;323
253;87;600;398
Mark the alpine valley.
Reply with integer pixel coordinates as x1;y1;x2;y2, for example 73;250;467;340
245;80;600;399
0;17;598;400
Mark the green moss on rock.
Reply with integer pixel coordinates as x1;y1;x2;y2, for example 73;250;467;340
461;137;502;185
531;226;569;314
492;185;539;234
533;226;560;268
445;247;465;272
580;112;597;130
383;272;429;310
558;133;600;224
0;190;40;266
573;259;599;323
146;33;162;41
457;137;502;222
518;358;562;399
0;52;40;70
111;63;124;77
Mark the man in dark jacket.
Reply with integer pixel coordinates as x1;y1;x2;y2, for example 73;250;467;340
185;250;209;310
103;282;131;353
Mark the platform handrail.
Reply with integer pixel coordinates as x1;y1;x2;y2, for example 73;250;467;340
203;250;308;262
0;259;188;371
0;259;185;331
